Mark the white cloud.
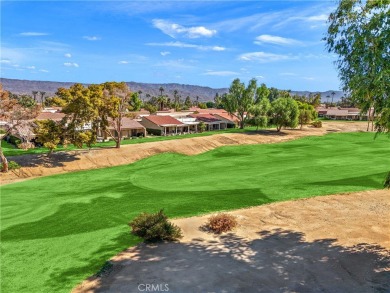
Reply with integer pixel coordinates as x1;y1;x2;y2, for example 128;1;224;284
64;53;72;58
83;36;101;41
152;19;217;38
146;41;225;51
39;69;49;73
118;61;129;64
0;59;11;64
26;66;36;69
19;32;49;36
306;14;328;22
154;59;195;69
254;35;303;46
64;62;79;67
203;70;239;76
238;52;296;63
255;75;264;79
160;51;171;56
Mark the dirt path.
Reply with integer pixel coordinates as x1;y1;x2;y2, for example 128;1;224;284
0;122;368;185
74;189;390;293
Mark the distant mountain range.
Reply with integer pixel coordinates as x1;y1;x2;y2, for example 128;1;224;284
0;78;345;103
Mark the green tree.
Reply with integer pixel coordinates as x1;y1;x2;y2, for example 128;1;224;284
297;101;317;129
255;83;270;104
99;82;135;148
144;102;157;114
248;97;271;130
271;97;299;132
324;0;390;133
198;102;207;109
128;92;142;112
222;78;257;129
34;119;62;155
184;96;192;108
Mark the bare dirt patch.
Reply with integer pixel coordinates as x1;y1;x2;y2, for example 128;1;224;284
73;189;390;293
0;121;369;185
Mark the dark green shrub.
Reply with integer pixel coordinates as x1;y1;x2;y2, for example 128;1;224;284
129;210;182;242
8;136;22;146
384;171;390;189
146;128;162;136
311;120;322;128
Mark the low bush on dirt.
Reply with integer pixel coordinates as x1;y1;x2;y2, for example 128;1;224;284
205;213;238;234
311;120;322;128
0;161;21;171
129;210;183;242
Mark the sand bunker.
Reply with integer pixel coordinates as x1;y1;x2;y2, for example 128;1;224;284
73;189;390;293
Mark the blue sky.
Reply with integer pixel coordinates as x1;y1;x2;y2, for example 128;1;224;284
1;1;340;91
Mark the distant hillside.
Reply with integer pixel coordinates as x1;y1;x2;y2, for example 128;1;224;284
0;78;345;103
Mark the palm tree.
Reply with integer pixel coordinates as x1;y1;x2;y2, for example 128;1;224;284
40;91;46;104
331;91;336;106
157;95;167;111
326;95;330;107
138;90;143;102
159;86;164;97
32;91;38;102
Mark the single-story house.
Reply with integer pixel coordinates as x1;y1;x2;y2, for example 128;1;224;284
140;115;188;136
189;114;227;130
99;117;146;140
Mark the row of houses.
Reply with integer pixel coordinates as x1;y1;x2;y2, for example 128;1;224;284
35;107;238;141
316;107;373;120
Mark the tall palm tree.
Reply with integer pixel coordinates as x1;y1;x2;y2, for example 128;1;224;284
331;91;336;105
159;86;164;97
32;91;38;102
326;95;330;107
138;90;143;102
40;91;46;104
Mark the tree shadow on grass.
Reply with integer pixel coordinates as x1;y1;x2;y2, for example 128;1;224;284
81;229;390;293
8;151;81;168
309;173;386;189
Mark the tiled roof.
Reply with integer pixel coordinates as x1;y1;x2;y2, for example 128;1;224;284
213;113;239;123
36;112;65;121
108;117;145;130
189;113;222;123
144;115;184;126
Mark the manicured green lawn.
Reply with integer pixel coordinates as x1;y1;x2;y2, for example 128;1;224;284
1;127;256;157
1;132;389;293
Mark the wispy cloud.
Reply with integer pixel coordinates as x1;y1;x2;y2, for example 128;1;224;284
160;51;171;56
203;70;239;76
118;61;129;64
0;59;11;64
254;35;303;46
83;36;101;41
39;69;49;73
154;59;195;69
152;19;217;38
64;62;79;67
26;66;36;69
238;52;296;63
64;53;72;58
19;32;49;37
146;41;225;51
